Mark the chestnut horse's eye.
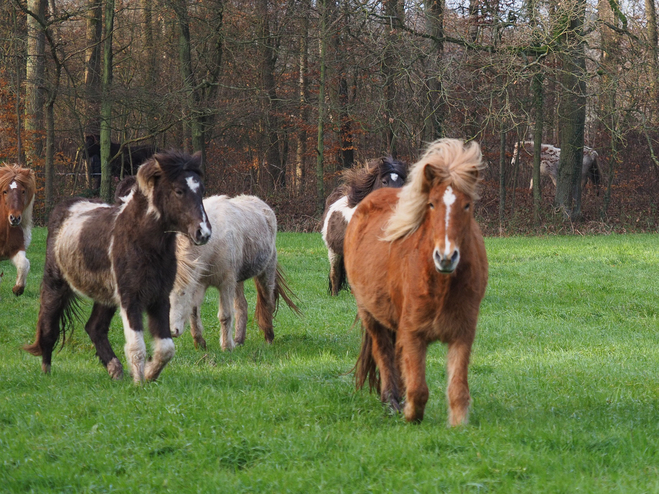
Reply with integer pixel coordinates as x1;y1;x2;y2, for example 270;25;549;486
428;202;435;210
464;203;471;211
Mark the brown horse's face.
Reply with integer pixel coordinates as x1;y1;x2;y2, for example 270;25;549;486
1;177;30;227
425;174;473;274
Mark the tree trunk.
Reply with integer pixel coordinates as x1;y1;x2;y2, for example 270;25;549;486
646;0;659;112
171;0;206;172
554;0;587;218
100;0;114;203
25;0;47;168
532;72;544;225
142;0;157;138
84;0;102;136
498;125;506;235
425;0;445;141
257;0;283;192
316;0;327;215
383;0;400;156
295;2;310;195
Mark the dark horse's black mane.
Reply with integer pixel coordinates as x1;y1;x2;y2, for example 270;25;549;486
343;157;408;208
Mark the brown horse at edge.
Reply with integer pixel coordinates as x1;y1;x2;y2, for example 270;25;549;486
344;138;488;426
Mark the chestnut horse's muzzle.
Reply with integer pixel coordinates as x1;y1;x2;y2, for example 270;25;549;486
8;214;22;226
433;247;460;274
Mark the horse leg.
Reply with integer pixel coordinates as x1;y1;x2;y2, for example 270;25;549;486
446;338;473;427
144;301;176;381
397;330;429;423
361;311;402;412
23;266;73;374
10;250;30;296
188;285;207;350
254;267;276;344
84;303;122;379
119;305;147;383
218;281;237;351
233;281;248;345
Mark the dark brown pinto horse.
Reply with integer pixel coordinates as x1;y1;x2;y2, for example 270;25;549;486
322;157;407;296
344;139;488;426
0;164;36;296
24;151;211;382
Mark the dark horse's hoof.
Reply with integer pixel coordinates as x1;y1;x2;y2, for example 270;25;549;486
12;285;25;296
107;358;124;380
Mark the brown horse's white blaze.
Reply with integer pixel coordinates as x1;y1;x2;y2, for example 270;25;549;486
345;138;488;426
0;165;36;296
24;151;210;383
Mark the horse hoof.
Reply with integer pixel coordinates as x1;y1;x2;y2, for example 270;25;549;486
41;363;51;374
107;358;123;380
193;337;207;350
12;285;24;296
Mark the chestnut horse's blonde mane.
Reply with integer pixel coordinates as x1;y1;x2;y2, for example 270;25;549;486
382;139;484;242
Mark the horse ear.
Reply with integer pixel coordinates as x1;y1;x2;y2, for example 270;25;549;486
136;159;162;196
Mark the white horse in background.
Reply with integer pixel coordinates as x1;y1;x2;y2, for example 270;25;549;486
170;195;300;351
512;141;601;193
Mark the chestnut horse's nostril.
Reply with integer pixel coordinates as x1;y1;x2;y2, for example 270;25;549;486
450;250;459;264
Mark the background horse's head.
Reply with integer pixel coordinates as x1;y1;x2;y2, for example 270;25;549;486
136;151;211;245
344;156;408;207
383;139;484;274
0;165;36;227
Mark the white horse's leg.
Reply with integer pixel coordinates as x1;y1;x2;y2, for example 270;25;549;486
234;281;248;345
188;285;207;349
120;307;147;383
218;281;237;351
11;250;30;296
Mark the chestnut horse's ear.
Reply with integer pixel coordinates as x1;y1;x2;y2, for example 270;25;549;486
423;163;436;192
136;159;162;197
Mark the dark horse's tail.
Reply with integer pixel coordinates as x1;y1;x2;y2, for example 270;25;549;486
23;286;79;362
588;157;602;196
327;259;349;296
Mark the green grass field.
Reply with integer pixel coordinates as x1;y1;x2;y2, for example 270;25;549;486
1;230;658;493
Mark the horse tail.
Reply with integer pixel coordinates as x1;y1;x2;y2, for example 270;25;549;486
326;259;349;295
273;263;302;316
353;317;381;394
23;290;80;356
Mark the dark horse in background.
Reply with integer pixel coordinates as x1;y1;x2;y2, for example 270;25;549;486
0;164;36;296
321;157;408;296
24;151;211;382
344;139;488;425
79;135;157;192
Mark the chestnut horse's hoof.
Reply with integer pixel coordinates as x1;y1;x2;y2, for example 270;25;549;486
107;358;123;380
12;285;25;296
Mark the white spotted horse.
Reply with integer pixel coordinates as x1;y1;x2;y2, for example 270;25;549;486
24;151;211;382
321;157;407;296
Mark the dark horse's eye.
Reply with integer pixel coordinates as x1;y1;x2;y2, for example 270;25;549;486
175;189;184;197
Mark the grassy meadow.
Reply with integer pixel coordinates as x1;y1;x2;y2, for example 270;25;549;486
1;229;658;493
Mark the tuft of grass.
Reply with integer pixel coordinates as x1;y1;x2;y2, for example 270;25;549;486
1;230;658;492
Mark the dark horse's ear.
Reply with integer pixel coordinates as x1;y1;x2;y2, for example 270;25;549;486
136;159;162;199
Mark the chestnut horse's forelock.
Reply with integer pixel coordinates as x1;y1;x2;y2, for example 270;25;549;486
382;139;485;242
0;165;36;212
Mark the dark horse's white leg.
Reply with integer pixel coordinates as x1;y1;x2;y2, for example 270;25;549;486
144;301;175;381
84;303;122;379
120;305;147;383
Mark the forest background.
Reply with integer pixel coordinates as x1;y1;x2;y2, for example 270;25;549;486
0;0;657;235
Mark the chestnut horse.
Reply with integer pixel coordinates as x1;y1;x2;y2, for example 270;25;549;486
344;139;488;426
24;151;211;382
0;164;36;296
322;157;407;295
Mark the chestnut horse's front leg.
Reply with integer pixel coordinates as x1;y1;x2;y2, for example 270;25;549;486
446;338;473;426
145;300;176;381
397;329;429;423
11;250;29;296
